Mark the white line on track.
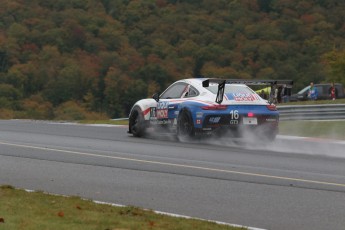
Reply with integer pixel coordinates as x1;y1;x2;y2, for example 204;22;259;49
1;140;345;188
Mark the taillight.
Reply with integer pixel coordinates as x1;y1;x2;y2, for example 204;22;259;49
266;104;277;111
201;105;227;110
248;112;254;117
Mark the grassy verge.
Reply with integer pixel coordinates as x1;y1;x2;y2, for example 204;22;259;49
0;185;243;230
279;120;345;140
79;119;128;125
277;99;345;139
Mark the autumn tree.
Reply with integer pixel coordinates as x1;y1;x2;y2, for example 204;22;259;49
1;0;345;118
323;50;345;85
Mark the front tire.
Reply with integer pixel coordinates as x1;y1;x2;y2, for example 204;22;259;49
129;107;146;137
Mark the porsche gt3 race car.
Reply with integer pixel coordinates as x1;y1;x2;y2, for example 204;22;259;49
128;78;293;141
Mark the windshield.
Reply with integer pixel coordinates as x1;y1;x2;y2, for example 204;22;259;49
298;86;310;94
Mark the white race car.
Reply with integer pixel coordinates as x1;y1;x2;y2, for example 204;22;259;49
128;78;293;141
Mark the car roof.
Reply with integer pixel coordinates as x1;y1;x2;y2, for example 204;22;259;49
314;83;342;86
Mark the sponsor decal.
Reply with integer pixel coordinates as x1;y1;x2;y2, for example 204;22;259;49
157;110;168;119
150;107;156;118
157;101;168;119
233;93;260;102
196;112;203;118
196;119;201;124
230;120;239;125
157;101;168;109
209;117;221;123
150;119;172;125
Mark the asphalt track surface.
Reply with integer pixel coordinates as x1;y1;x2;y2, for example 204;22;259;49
1;120;345;230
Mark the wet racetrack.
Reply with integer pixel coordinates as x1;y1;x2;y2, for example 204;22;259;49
1;120;345;230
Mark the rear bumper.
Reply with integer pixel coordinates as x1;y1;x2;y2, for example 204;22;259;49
202;114;278;128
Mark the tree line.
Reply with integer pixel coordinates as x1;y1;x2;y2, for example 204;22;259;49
0;0;344;119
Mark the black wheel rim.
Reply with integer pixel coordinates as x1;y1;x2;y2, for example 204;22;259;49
179;112;192;136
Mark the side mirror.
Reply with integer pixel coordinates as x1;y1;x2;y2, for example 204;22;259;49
202;79;209;87
152;93;160;102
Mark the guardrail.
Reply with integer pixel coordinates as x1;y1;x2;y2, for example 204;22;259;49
111;118;129;121
277;104;345;121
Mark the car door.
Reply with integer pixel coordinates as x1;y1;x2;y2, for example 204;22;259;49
153;82;189;125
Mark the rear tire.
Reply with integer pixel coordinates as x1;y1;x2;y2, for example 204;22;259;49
129;107;146;137
177;109;195;141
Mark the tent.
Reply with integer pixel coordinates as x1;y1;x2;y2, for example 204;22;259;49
255;86;271;94
255;86;271;99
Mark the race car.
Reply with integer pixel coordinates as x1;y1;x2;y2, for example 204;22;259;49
128;78;293;141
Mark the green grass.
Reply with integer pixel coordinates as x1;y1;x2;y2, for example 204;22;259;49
279;120;345;140
278;99;345;139
79;119;128;125
0;185;244;230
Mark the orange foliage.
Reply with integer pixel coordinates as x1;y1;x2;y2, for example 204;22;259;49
242;0;259;11
156;0;167;8
21;95;53;119
21;43;39;53
0;0;344;118
147;54;162;64
147;80;160;96
301;14;315;24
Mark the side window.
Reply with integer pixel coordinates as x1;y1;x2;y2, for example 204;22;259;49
160;83;187;99
184;85;199;98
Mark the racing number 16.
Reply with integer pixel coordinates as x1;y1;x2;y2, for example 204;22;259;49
230;110;239;120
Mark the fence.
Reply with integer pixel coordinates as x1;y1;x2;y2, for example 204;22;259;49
277;104;345;121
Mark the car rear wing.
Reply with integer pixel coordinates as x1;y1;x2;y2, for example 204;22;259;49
202;79;293;104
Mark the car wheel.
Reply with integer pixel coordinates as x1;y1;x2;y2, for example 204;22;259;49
177;109;195;140
129;107;146;137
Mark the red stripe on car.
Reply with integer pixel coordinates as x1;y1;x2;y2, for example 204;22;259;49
143;107;151;115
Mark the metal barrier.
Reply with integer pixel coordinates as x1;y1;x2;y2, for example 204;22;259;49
277;104;345;121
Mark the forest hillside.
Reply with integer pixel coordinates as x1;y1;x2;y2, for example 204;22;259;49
0;0;344;119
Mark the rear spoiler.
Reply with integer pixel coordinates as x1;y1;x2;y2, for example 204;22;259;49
202;78;293;104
